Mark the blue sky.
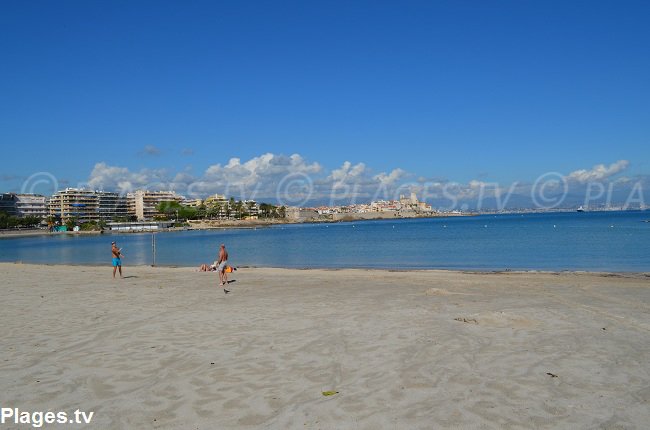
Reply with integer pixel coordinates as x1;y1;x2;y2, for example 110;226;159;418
1;0;649;205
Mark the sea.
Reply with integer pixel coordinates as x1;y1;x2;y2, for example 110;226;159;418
0;211;648;272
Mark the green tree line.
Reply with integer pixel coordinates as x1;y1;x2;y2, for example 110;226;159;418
155;200;286;221
0;212;42;229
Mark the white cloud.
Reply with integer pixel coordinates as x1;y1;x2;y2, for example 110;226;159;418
86;162;176;194
374;168;406;186
201;153;322;197
83;156;645;208
328;161;367;184
85;154;412;204
566;160;629;183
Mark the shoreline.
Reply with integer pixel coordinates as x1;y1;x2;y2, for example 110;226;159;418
1;209;643;239
4;261;650;277
0;215;458;239
0;229;105;238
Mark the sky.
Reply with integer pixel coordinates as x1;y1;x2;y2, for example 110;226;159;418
1;0;649;207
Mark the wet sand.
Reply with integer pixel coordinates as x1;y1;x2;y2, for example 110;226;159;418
1;263;649;429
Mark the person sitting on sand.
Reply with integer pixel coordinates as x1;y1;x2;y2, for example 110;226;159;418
199;263;217;272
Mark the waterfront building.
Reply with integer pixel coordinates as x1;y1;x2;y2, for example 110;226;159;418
107;220;174;232
182;198;203;207
15;194;48;218
396;192;432;213
0;193;18;216
203;194;229;219
242;200;259;219
0;193;47;218
127;190;184;221
203;193;227;206
48;188;127;223
370;200;399;212
286;207;319;221
49;189;97;223
97;193;128;220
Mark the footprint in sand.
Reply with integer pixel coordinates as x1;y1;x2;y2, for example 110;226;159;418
454;311;536;328
425;288;473;296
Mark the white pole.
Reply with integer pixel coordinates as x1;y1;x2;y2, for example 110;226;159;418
152;233;156;267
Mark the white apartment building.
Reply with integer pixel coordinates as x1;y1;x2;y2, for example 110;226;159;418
1;193;48;218
15;194;48;218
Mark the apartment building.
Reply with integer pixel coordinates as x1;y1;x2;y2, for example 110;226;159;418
127;190;184;221
48;188;127;223
1;193;48;218
15;194;48;218
0;193;18;216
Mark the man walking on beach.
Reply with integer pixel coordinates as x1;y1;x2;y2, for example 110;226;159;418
217;243;229;292
111;241;124;278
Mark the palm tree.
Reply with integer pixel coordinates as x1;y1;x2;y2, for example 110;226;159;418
206;204;218;219
65;217;78;231
246;201;256;219
46;215;57;228
259;203;269;218
234;200;244;219
196;203;207;219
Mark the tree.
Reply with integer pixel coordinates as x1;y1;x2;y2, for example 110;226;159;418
259;203;269;218
234;200;243;219
0;213;43;229
206;204;219;219
21;216;41;227
178;205;197;220
156;201;183;220
65;217;78;230
196;203;207;219
80;221;98;231
244;201;256;219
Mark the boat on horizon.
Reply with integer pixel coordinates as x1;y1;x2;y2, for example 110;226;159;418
577;206;585;212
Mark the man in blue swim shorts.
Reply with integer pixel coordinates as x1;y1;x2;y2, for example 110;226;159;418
111;241;124;278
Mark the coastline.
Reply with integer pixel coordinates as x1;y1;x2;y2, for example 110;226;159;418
186;211;471;229
2;263;649;428
4;208;640;239
0;213;464;239
0;229;105;239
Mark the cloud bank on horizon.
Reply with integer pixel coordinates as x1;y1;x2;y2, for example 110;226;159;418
79;154;648;210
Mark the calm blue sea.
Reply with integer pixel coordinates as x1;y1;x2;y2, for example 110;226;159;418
0;211;648;272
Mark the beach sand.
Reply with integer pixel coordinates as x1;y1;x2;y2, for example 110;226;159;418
1;263;649;429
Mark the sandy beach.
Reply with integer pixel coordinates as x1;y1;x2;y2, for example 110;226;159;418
1;263;649;429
